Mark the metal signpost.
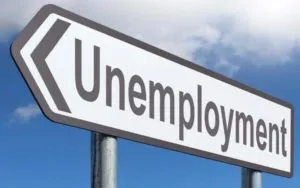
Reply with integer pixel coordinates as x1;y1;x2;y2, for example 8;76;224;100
91;133;117;188
242;168;262;188
11;4;294;188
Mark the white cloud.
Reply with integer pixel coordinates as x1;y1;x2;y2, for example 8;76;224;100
2;0;300;75
10;103;41;124
214;59;240;77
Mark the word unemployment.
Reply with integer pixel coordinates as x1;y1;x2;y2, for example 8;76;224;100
74;39;287;157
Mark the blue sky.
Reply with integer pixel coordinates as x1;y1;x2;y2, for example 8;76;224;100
1;1;300;188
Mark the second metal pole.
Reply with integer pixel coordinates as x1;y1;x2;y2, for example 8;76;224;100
91;132;117;188
241;168;262;188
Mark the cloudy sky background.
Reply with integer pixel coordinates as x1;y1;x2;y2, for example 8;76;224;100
2;0;300;78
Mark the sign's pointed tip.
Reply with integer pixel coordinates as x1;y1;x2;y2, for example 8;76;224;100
10;41;17;60
10;37;22;69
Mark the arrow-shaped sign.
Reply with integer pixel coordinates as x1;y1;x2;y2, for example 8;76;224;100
11;4;294;178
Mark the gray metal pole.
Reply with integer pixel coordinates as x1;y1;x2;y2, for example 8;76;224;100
91;132;117;188
241;168;262;188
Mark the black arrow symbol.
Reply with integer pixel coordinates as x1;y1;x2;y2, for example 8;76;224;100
31;19;71;113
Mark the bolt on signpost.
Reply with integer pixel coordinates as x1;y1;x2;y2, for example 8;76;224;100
11;4;293;188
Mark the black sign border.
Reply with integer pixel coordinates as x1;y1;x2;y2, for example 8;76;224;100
11;4;294;178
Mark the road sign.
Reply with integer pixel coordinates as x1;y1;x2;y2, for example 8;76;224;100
11;4;294;177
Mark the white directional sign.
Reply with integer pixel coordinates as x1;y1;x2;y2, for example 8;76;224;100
11;4;293;177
